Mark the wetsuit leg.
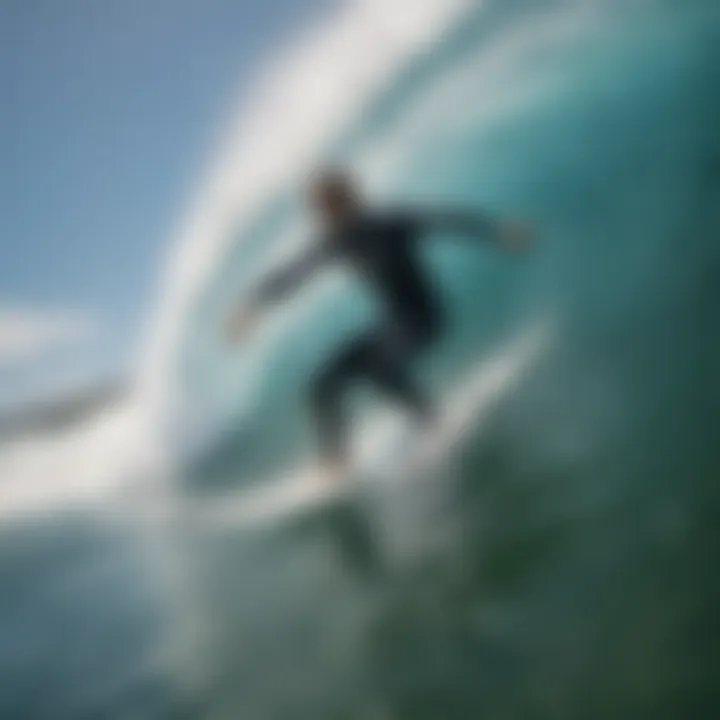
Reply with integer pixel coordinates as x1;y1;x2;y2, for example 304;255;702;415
309;333;375;463
310;323;435;462
363;323;433;421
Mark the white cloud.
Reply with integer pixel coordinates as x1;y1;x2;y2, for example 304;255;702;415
0;309;97;363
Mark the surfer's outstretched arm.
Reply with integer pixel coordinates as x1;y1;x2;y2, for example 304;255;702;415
408;208;533;251
227;243;330;343
250;243;331;305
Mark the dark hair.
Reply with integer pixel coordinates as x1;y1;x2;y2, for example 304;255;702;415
310;168;358;202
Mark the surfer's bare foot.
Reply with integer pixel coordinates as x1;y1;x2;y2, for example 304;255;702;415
414;407;443;459
416;405;439;435
315;456;348;487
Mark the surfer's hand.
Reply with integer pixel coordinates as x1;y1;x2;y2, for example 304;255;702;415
226;306;259;345
497;220;534;252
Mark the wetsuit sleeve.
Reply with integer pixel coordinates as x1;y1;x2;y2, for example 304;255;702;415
248;242;331;307
401;207;501;241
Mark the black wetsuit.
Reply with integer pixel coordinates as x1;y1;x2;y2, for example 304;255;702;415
251;208;498;461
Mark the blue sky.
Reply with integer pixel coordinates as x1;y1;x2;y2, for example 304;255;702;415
0;0;331;407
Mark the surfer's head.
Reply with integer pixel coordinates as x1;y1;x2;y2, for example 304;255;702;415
309;168;361;229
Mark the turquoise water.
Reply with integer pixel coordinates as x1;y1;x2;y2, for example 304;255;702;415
2;1;720;717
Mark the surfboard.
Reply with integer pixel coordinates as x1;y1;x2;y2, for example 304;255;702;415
194;321;550;532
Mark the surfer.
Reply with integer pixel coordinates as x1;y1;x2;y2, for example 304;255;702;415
228;170;532;482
